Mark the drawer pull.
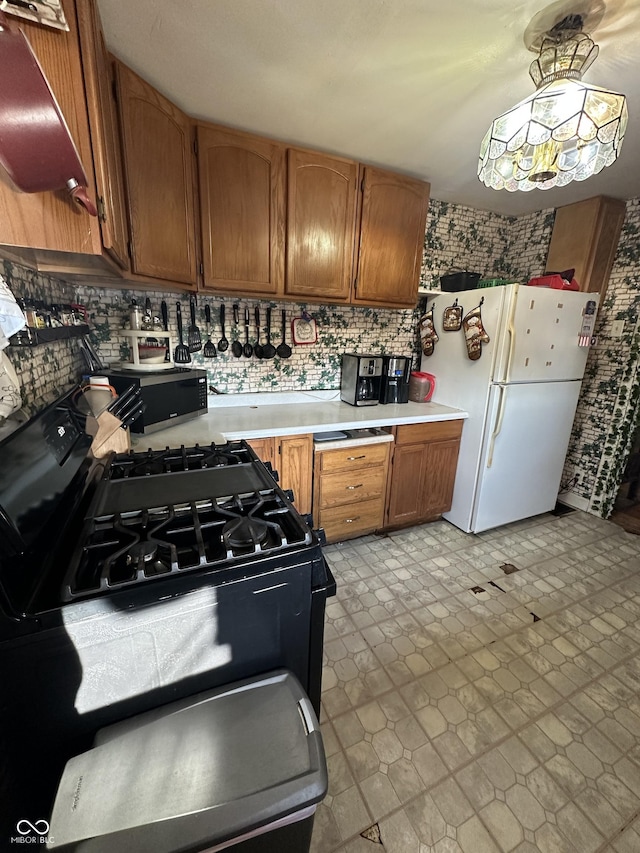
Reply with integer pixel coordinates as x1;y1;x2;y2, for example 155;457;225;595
346;483;363;490
344;516;360;523
346;454;366;461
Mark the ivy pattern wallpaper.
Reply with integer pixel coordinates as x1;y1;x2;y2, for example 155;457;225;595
3;197;638;521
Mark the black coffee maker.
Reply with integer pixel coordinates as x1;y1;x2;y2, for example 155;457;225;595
379;355;411;404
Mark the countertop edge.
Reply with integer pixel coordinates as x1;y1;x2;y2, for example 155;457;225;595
223;410;467;440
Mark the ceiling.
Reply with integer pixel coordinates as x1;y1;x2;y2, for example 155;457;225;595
97;0;640;217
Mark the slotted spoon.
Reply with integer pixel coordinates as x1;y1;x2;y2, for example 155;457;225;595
218;304;229;352
231;304;243;358
174;303;191;364
203;304;217;358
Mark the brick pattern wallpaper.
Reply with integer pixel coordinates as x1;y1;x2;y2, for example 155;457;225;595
562;198;640;514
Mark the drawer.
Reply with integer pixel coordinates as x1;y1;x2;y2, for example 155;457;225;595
318;497;385;542
395;420;463;446
318;441;389;473
317;465;387;509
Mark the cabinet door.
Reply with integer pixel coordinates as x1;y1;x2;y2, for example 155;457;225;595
246;438;276;469
198;124;285;295
353;166;430;308
0;0;102;257
77;1;129;269
277;435;313;515
386;443;428;527
545;195;625;298
422;439;461;519
285;149;357;301
116;62;197;285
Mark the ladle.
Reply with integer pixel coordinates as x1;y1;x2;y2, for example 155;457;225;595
262;307;276;359
254;307;264;359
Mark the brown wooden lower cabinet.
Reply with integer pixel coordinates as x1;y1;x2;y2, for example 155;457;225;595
246;434;313;515
313;440;391;543
248;419;463;540
385;420;463;528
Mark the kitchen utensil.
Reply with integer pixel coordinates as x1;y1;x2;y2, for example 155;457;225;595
188;295;202;352
107;384;137;418
231;304;243;358
0;11;97;215
243;307;253;358
161;300;169;332
203;304;217;358
120;401;147;430
218;304;229;352
174;303;191;364
276;309;292;359
254;307;263;359
262;307;276;359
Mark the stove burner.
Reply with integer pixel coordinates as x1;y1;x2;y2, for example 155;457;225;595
106;442;251;478
222;517;269;549
126;541;158;564
202;450;241;468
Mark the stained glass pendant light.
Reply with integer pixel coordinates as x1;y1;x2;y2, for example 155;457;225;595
478;2;627;192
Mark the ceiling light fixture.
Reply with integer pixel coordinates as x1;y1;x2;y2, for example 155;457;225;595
478;2;627;192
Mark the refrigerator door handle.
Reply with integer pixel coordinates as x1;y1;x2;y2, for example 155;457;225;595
487;385;506;468
504;298;517;383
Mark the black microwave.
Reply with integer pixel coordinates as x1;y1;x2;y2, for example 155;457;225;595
107;368;208;433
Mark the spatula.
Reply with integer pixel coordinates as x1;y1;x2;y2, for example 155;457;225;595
276;309;292;359
203;304;217;358
188;295;202;352
174;303;191;364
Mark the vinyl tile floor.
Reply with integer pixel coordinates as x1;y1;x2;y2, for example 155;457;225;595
310;510;640;853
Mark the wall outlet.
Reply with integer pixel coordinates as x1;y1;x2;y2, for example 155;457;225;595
611;320;625;338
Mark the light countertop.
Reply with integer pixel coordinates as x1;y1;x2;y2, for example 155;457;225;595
131;391;467;450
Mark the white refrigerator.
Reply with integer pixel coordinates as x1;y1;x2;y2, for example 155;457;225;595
421;283;598;534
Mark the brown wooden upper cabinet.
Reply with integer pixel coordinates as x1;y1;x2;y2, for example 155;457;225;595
284;149;358;302
353;166;430;308
115;62;198;286
76;0;129;271
0;0;124;278
197;124;285;295
545;195;626;298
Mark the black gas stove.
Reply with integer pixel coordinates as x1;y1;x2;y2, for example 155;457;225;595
64;443;314;601
0;389;335;838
